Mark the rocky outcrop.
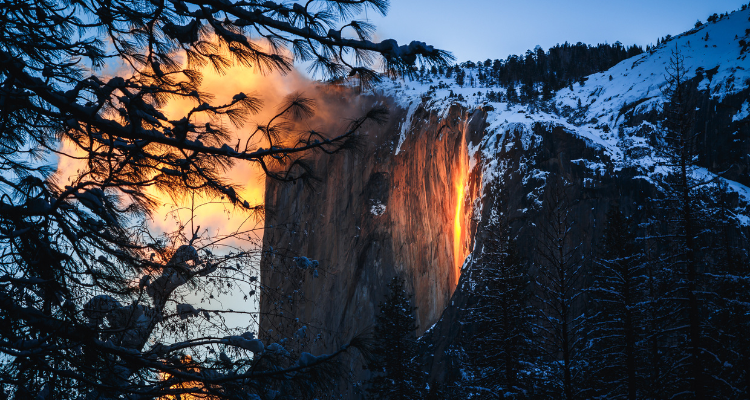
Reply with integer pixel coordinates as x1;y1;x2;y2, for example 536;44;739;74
259;93;484;354
260;84;750;385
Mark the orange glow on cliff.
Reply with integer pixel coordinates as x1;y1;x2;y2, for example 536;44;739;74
452;138;470;284
453;168;465;280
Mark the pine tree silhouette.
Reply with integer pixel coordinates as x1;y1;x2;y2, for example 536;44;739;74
368;276;425;400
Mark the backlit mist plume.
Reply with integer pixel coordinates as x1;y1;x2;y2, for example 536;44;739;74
54;47;365;245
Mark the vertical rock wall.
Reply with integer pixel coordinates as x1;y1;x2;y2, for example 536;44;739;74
260;95;484;353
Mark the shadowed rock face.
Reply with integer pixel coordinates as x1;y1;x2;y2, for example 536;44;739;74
419;121;662;384
259;77;750;395
418;85;750;386
260;95;484;351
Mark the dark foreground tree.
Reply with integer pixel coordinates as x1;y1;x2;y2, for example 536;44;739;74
658;49;706;398
0;0;452;398
367;276;424;400
461;208;533;399
649;48;717;398
532;177;588;400
585;206;647;400
706;183;750;398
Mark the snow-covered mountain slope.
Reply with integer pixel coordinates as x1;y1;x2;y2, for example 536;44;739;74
559;9;750;119
366;6;750;225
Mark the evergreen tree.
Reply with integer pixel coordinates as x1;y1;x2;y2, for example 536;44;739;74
658;48;708;398
368;277;425;400
532;177;589;400
701;183;750;398
637;199;685;399
0;0;452;397
456;68;466;87
648;48;734;398
541;79;554;101
506;81;518;104
462;209;534;398
585;206;647;400
521;81;538;104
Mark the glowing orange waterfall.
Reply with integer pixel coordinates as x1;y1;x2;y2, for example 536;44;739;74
453;173;465;280
452;132;469;285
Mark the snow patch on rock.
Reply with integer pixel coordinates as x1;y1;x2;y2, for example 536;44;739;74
370;199;386;216
733;100;750;122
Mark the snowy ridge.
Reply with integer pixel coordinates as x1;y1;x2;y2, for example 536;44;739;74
556;7;750;124
367;6;750;225
394;100;418;155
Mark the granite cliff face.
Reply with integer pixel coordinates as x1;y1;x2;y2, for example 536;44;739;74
260;7;750;394
259;93;484;349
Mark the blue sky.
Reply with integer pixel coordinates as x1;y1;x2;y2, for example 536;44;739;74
367;0;749;62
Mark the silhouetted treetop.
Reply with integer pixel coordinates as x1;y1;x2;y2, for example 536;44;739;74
0;1;452;398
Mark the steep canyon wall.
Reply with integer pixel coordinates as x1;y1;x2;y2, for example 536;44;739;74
259;93;483;354
259;79;750;392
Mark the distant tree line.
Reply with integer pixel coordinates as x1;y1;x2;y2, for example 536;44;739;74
414;0;750;105
416;42;643;102
477;42;642;92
